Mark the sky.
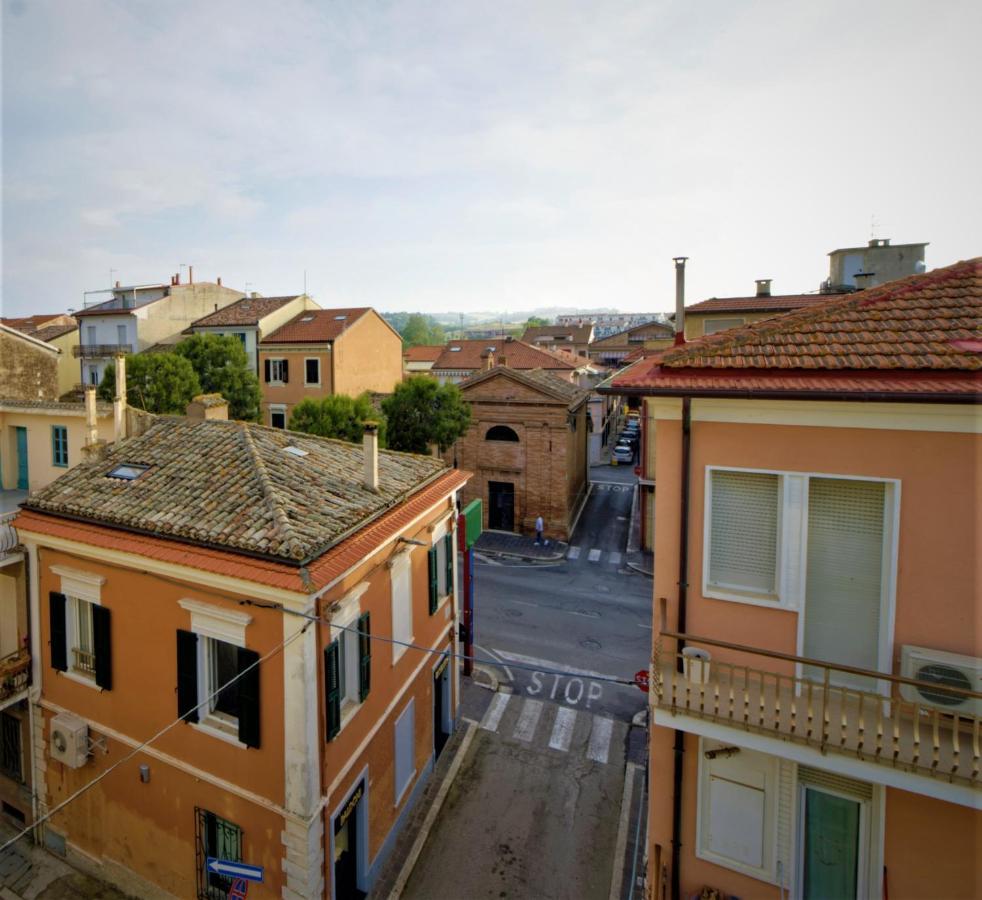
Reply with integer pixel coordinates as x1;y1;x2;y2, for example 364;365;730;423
2;0;980;319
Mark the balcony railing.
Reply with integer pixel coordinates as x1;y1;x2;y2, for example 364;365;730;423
0;649;30;703
0;510;19;556
654;599;981;788
73;343;133;358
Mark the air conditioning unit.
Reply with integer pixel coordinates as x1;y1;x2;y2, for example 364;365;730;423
899;646;982;718
50;713;89;768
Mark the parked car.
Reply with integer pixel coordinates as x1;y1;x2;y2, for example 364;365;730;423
618;431;638;448
612;444;634;465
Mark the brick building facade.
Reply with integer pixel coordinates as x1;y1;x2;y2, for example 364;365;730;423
449;366;589;541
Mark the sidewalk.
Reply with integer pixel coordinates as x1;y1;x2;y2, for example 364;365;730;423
625;479;653;577
473;530;568;562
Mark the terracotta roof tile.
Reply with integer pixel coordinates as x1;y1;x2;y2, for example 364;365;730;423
683;294;835;314
403;345;445;362
189;295;298;328
261;308;370;344
459;366;589;408
432;338;579;372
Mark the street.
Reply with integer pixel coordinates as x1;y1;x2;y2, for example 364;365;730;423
398;464;651;899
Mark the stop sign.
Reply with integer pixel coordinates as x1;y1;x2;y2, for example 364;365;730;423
634;669;649;693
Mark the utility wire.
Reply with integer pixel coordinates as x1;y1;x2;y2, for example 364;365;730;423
0;622;310;855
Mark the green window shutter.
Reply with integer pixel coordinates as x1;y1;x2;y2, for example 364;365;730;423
49;592;68;673
358;612;371;702
427;547;438;614
325;641;341;740
444;533;454;599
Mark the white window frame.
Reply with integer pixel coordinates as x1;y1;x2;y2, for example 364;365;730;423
330;583;370;731
51;566;105;691
430;519;454;605
268;358;287;384
388;550;414;664
269;404;287;429
304;357;321;386
393;698;416;806
178;599;253;747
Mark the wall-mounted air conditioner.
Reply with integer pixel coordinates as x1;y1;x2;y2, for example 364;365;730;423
49;713;89;769
899;646;982;718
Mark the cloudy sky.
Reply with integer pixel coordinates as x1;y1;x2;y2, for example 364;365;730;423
2;0;979;319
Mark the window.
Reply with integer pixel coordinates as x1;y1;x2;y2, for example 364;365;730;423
427;530;454;614
116;324;127;347
195;808;242;900
270;405;286;429
324;611;371;740
485;425;519;442
707;470;780;598
176;603;259;748
107;463;149;480
704;317;745;334
88;366;99;386
264;358;288;384
49;590;112;690
390;552;413;663
86;325;96;345
51;426;68;467
394;699;415;805
305;358;320;385
0;713;22;782
234;332;246;345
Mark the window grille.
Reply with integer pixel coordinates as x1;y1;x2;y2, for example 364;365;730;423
194;807;242;899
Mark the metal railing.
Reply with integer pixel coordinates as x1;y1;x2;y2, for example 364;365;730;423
72;647;96;677
654;598;981;787
73;343;133;358
0;511;19;555
0;649;30;703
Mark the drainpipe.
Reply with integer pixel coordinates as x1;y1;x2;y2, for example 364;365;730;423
673;257;688;346
670;395;691;900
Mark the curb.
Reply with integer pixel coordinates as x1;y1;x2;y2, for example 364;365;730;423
476;546;568;564
626;560;653;578
470;664;499;692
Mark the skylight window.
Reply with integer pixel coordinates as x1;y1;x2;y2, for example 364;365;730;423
300;315;315;322
106;463;150;481
334;315;347;321
449;347;461;352
283;446;308;458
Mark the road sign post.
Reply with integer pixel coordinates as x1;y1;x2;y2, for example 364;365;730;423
205;858;264;884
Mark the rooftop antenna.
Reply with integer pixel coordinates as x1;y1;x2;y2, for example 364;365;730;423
870;214;883;241
179;263;188;283
304;269;307;296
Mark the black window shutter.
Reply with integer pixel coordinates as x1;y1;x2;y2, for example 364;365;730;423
282;359;289;384
49;592;67;673
92;605;112;690
358;613;371;703
428;548;438;614
176;630;199;723
325;641;341;740
264;359;271;383
444;533;454;598
237;647;261;749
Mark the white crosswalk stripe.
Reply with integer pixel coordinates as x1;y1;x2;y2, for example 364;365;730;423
567;546;581;560
588;548;602;562
608;551;622;565
481;692;511;731
587;716;614;764
513;698;544;742
548;707;577;752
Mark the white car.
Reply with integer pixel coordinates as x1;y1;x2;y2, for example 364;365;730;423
612;445;634;464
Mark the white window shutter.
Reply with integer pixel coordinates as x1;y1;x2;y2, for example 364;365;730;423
709;471;780;594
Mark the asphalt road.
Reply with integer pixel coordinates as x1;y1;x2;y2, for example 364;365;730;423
473;464;651;724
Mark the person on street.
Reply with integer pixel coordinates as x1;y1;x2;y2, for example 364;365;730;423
535;514;544;545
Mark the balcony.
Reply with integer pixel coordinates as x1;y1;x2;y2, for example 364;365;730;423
73;343;133;358
0;650;30;706
0;494;26;557
654;600;980;790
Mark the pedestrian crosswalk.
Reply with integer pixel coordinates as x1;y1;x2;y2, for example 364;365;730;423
566;546;626;566
480;694;622;767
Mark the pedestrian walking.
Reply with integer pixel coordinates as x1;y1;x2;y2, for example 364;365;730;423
534;514;544;545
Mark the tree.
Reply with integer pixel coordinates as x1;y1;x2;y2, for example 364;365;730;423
173;333;262;421
381;376;471;454
525;316;549;328
288;393;384;444
400;313;445;348
98;354;201;415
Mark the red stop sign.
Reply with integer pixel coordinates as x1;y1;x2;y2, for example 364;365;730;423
634;669;649;693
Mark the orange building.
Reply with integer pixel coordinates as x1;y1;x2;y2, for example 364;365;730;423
604;259;981;900
258;308;404;428
13;408;469;898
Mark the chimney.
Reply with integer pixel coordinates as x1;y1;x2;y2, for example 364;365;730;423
113;353;128;442
217;276;222;287
186;394;229;421
363;422;379;492
483;350;495;370
114;280;121;288
673;257;688;345
854;271;876;290
755;279;772;297
188;265;194;285
497;354;507;368
174;272;180;285
84;387;99;446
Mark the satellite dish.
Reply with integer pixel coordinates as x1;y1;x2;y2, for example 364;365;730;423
915;260;927;273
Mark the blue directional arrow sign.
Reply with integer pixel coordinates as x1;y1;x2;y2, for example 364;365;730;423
206;858;264;883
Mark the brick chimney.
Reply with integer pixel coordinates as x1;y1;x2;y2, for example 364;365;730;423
482;350;495;370
363;422;379;491
186;393;229;421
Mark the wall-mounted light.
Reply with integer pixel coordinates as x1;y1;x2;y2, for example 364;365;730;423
139;764;150;783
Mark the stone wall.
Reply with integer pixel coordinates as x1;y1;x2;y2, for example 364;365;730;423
0;330;58;401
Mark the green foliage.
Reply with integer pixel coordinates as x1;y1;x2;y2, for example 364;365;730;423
98;354;201;415
288;393;384;445
173;333;262;421
381;376;471;454
525;316;549;328
400;313;445;348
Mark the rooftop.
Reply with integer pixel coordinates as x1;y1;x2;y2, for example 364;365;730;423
608;258;981;399
1;314;77;342
188;295;301;329
403;345;445;362
681;294;835;315
459;365;590;408
261;308;371;344
432;338;579;371
22;416;449;563
521;324;594;344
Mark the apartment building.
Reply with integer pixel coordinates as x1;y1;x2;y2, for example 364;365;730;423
588;321;675;370
185;294;319;376
74;274;243;386
258;308;403;428
603;258;981;900
519;324;594;358
12;403;469;898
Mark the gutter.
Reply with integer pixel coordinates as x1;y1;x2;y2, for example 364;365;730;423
597;385;980;404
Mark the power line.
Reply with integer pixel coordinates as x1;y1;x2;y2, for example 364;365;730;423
0;622;311;855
